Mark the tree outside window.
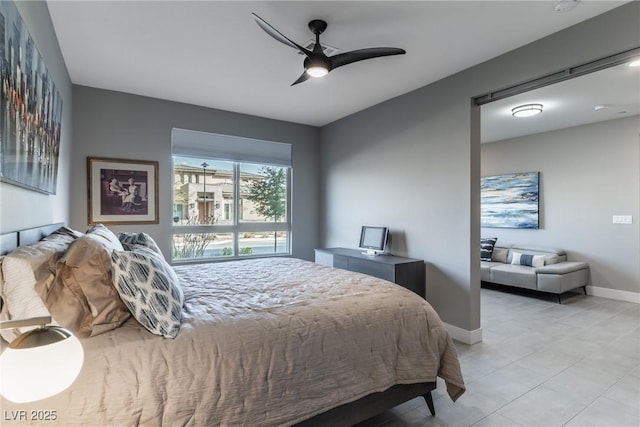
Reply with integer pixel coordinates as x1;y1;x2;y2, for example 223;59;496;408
245;166;286;251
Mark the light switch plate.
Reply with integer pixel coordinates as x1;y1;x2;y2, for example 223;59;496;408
612;215;633;224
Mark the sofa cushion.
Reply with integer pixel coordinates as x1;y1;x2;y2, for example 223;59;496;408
480;261;501;281
537;263;590;294
489;264;537;290
480;238;497;262
536;261;589;275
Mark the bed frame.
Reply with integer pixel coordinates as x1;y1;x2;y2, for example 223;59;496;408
0;222;64;255
0;223;437;426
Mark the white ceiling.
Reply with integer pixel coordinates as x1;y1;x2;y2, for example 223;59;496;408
481;61;640;143
47;1;630;129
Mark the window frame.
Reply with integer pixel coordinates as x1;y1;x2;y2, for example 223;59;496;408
171;159;292;263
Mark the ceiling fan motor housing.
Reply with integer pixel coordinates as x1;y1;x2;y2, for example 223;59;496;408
308;19;328;35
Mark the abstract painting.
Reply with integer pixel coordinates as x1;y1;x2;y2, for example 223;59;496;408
481;171;539;229
0;0;63;194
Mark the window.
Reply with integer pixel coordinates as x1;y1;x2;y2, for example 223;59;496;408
171;129;292;262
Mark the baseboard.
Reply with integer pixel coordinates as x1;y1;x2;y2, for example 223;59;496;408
586;286;640;304
444;323;482;345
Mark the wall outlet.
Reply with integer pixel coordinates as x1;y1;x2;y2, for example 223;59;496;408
612;215;633;224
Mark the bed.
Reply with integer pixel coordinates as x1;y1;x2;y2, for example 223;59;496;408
0;223;465;426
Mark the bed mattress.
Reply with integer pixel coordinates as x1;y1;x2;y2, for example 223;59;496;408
2;257;464;426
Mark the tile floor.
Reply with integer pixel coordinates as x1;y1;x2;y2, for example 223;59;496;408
357;287;640;427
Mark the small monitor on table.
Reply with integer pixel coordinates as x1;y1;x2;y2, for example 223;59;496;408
359;225;389;256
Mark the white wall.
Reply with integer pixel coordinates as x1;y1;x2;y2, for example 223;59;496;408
320;3;640;336
0;1;72;233
71;86;321;261
482;116;640;294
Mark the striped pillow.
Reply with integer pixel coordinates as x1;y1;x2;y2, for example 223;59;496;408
511;252;545;267
480;238;498;262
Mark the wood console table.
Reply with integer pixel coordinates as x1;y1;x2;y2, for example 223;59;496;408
314;247;425;298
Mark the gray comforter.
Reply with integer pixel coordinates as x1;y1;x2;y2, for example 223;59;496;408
2;257;464;426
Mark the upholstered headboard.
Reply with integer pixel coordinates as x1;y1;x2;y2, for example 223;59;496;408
0;223;64;255
0;231;17;256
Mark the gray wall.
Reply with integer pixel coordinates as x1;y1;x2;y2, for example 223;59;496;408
320;3;640;334
482;116;640;294
71;86;321;261
0;1;72;233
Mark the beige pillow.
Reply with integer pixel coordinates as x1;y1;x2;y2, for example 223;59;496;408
0;231;77;342
38;233;131;337
86;223;124;252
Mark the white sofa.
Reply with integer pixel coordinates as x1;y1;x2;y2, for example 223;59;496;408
481;244;589;303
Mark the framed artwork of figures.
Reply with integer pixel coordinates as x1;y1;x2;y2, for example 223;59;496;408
87;157;159;225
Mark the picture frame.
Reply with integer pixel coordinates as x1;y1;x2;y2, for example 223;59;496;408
87;157;159;225
480;171;540;229
0;0;63;194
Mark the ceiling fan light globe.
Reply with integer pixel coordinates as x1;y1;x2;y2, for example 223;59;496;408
307;66;329;78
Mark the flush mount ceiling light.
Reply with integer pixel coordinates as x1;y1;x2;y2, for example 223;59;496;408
512;104;543;118
629;59;640;67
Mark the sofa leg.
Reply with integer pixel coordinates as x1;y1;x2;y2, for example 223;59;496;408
582;286;587;295
558;294;563;304
423;391;435;416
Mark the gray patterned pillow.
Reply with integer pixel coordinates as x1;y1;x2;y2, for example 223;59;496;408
111;248;183;338
118;232;162;254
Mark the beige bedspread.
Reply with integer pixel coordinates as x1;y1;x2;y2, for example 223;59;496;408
1;257;464;426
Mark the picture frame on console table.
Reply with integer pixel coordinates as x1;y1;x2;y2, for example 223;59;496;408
87;157;159;225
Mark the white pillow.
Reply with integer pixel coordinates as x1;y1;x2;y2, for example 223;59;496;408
1;255;59;341
0;229;78;342
511;251;545;268
0;256;41;343
111;248;183;339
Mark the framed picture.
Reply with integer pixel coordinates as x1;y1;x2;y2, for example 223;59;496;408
481;171;539;229
0;0;63;194
87;157;159;225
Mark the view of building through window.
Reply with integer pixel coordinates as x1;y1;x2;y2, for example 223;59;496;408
172;156;290;260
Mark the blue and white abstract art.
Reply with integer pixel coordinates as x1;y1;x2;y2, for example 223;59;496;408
481;171;539;229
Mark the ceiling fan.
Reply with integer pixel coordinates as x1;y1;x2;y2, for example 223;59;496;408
252;13;406;86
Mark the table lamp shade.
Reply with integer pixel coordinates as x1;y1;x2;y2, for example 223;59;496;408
0;326;84;403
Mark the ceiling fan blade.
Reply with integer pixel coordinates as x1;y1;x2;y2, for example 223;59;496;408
330;47;406;70
252;13;311;57
291;71;311;86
